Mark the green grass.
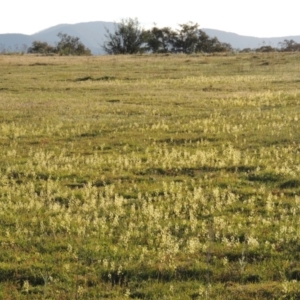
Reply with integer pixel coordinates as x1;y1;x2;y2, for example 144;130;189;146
0;52;300;299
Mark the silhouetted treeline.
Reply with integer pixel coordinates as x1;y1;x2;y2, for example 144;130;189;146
27;32;91;56
102;19;232;54
240;39;300;53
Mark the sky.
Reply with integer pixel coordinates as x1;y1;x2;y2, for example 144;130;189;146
1;0;299;37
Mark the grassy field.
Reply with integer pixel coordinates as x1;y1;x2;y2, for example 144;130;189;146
0;52;300;299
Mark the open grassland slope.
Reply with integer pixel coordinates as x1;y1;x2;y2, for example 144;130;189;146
0;53;300;299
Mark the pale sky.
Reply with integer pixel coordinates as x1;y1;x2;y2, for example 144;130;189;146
1;0;299;37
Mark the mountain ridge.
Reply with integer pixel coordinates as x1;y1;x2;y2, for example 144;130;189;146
1;21;300;55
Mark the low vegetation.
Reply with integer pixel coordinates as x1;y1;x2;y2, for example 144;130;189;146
0;52;300;299
27;32;91;56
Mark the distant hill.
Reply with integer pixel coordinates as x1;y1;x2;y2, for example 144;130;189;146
1;21;300;54
0;21;116;55
0;34;34;52
32;21;116;55
203;28;300;50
